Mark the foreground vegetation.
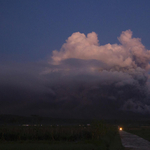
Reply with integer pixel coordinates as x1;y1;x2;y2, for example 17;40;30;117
0;121;124;150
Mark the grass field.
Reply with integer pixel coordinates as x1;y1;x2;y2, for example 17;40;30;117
0;142;102;150
0;134;123;150
0;121;124;150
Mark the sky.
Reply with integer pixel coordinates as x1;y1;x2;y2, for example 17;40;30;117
1;0;150;119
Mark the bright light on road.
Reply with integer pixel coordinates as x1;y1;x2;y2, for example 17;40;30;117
119;127;123;131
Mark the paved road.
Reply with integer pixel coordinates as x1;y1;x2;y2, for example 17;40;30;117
119;130;150;150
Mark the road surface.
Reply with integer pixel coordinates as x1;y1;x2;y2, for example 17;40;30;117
119;130;150;150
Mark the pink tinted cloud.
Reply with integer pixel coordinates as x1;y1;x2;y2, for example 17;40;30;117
51;30;150;70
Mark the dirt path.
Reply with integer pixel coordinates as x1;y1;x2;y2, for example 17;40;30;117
119;130;150;150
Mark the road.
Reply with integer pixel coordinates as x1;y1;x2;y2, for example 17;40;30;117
119;130;150;150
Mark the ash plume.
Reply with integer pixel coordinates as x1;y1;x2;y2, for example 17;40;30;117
46;29;150;117
1;30;150;119
51;30;150;70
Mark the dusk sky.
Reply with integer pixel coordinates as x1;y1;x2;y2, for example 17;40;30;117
1;0;150;119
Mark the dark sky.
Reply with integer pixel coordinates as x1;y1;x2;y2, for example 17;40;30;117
1;0;150;62
1;0;150;119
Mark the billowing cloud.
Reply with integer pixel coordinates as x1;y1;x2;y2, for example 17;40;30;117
47;30;150;117
1;30;150;119
121;99;150;114
51;30;150;70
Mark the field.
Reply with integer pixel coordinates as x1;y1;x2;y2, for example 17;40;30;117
0;121;124;150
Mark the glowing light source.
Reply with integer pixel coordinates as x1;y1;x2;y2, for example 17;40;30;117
119;127;123;131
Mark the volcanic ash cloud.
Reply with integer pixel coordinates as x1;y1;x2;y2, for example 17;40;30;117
1;30;150;117
51;30;150;70
45;30;150;116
